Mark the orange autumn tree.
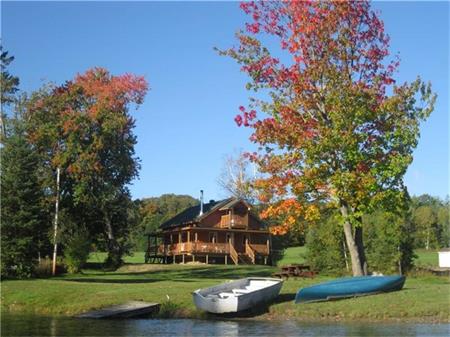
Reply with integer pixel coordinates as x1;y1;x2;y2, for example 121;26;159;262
27;68;148;267
222;1;435;275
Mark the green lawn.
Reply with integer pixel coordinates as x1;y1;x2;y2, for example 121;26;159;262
414;249;439;267
88;246;439;268
88;251;146;264
86;246;440;276
88;246;308;266
276;246;308;266
2;260;449;322
5;247;444;321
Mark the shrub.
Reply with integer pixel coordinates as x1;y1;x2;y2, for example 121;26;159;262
157;298;181;318
363;210;415;274
305;212;347;275
63;229;91;273
34;257;66;277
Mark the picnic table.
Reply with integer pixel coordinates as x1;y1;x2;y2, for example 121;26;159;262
273;263;316;279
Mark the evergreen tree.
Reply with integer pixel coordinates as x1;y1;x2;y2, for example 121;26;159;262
1;118;45;278
1;46;20;136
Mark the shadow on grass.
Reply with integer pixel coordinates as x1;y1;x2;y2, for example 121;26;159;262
84;262;106;270
111;266;275;280
60;265;276;285
272;292;296;304
61;278;162;284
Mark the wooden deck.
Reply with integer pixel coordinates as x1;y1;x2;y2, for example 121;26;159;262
149;242;269;256
77;301;160;319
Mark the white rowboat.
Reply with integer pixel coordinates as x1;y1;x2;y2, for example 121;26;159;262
192;277;283;314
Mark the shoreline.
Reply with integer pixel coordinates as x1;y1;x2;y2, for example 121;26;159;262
2;307;449;324
2;265;449;324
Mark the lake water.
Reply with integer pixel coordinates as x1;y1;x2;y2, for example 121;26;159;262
1;313;449;337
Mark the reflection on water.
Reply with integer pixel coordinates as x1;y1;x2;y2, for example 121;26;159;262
1;313;449;337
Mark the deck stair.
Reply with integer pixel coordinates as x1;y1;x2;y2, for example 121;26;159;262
238;254;254;265
229;242;239;265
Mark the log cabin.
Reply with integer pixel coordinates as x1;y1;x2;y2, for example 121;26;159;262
145;197;271;265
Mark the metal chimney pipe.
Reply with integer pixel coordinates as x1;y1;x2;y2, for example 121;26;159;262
199;190;204;216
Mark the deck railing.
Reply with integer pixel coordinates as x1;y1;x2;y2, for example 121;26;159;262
191;242;229;254
245;242;255;264
149;242;270;257
250;244;270;255
219;214;247;229
155;242;230;255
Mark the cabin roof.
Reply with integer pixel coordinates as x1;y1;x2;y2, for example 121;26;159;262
219;198;251;211
159;197;235;230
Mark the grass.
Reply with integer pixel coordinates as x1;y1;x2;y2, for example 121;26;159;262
87;251;146;264
276;246;308;266
2;247;449;322
88;246;440;268
414;249;439;267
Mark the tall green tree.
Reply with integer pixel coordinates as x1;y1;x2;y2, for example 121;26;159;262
436;203;450;247
222;1;436;275
0;47;20;136
413;205;437;250
1;117;46;278
133;194;198;249
26;68;148;268
363;209;415;274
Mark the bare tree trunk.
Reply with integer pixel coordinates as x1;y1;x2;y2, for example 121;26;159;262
52;167;60;276
342;238;349;272
354;226;368;275
104;212;120;267
340;203;365;276
425;229;430;250
398;245;402;275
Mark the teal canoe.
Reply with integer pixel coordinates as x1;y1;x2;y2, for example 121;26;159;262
295;275;406;304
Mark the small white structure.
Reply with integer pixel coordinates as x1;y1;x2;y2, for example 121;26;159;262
438;249;450;268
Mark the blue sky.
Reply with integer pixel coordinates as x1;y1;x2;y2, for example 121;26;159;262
2;1;449;201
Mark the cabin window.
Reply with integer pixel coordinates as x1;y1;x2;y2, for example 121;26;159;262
209;232;217;243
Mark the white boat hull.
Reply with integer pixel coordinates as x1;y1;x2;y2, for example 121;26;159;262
192;277;283;314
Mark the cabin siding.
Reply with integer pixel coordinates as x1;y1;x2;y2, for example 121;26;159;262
199;210;224;228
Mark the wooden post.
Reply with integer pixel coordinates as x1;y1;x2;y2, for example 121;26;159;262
195;232;198;242
193;255;195;262
178;232;181;243
182;254;185;264
264;257;268;265
206;255;209;264
52;167;61;276
225;255;228;265
173;255;176;264
187;231;190;243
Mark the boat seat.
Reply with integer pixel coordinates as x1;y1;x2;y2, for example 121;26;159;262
232;289;252;294
218;292;235;298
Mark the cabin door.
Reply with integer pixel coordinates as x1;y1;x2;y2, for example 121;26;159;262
226;233;235;246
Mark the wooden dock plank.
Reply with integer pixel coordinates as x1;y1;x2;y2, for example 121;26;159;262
77;301;160;319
